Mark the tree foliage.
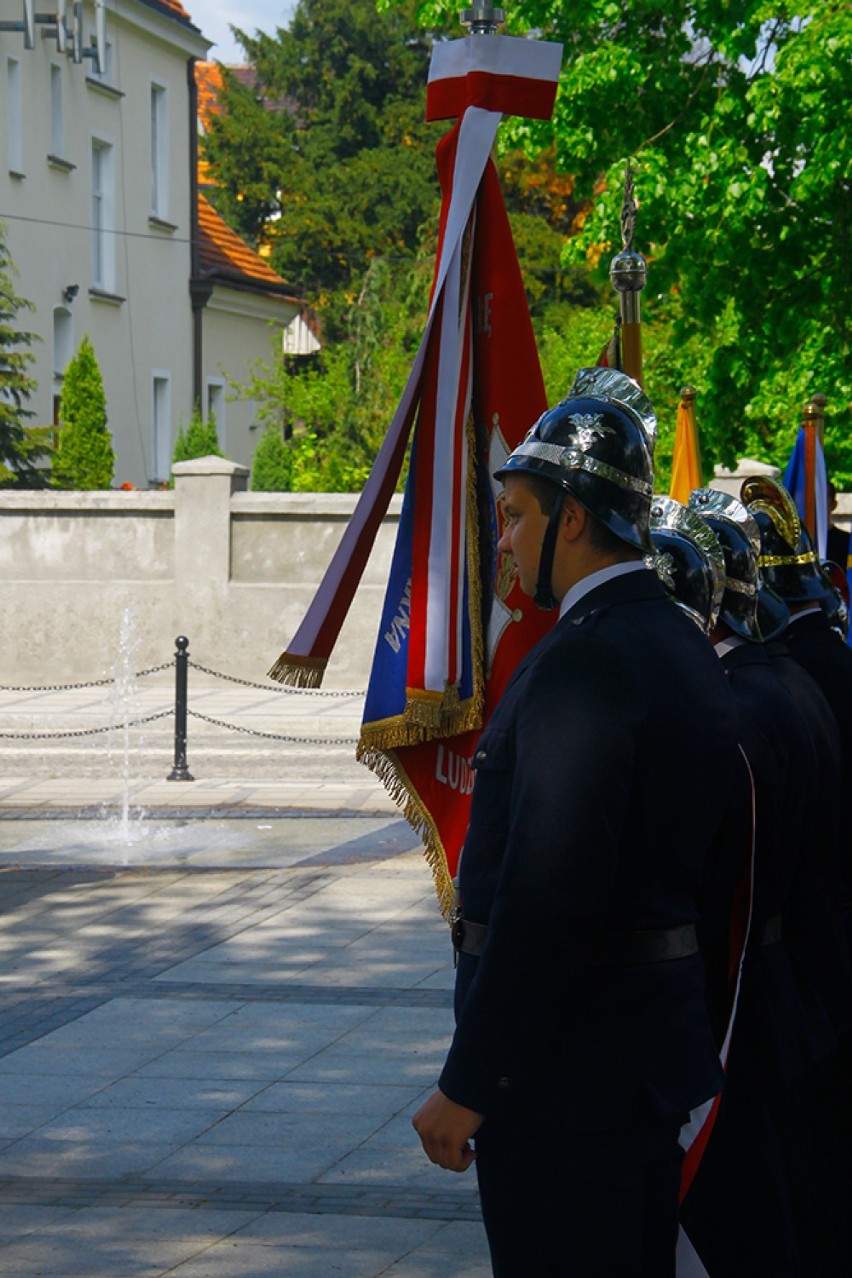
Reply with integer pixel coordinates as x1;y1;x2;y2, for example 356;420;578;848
250;424;293;491
0;225;49;488
53;335;114;490
240;253;432;491
172;404;224;470
392;1;852;484
202;0;446;311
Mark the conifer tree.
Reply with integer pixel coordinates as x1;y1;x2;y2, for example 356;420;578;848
53;335;114;490
250;424;292;491
171;403;224;469
0;225;49;487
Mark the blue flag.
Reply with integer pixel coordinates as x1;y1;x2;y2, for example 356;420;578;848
782;428;828;559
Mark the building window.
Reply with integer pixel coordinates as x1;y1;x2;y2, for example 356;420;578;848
53;307;73;380
7;58;23;174
90;39;114;85
206;379;226;448
50;65;63;158
150;83;169;218
91;138;115;290
152;374;171;484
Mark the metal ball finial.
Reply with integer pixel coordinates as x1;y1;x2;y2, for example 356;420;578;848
610;249;647;294
609;161;646;295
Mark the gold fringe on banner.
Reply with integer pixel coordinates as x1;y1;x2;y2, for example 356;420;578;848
402;683;481;736
267;652;328;688
358;690;482;753
355;744;456;918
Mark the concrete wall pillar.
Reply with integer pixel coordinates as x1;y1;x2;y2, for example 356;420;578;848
172;456;249;655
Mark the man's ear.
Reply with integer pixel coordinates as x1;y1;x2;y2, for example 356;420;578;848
559;492;588;544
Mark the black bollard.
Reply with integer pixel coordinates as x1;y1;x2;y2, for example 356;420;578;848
167;635;194;781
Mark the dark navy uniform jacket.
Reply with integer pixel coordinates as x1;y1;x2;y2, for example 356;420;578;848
767;637;851;1041
439;568;742;1133
784;609;852;907
704;643;827;1090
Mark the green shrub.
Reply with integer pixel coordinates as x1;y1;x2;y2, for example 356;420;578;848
172;403;224;470
250;425;292;491
53;335;114;489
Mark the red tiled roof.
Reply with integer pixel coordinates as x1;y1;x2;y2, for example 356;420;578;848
195;60;296;125
155;0;192;19
197;193;296;297
196;61;225;126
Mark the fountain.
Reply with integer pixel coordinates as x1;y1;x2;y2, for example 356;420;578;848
0;608;251;867
106;603;146;842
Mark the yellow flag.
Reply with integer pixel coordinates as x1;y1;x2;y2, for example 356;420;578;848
669;388;702;503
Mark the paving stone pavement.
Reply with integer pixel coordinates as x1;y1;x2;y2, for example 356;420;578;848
0;685;491;1277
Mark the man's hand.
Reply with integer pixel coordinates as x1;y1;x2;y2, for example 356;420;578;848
412;1088;483;1172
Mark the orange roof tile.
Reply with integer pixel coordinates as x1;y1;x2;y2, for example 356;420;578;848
153;0;192;19
197;193;296;297
196;61;224;127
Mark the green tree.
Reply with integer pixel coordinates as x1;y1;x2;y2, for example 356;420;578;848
202;0;445;309
53;335;114;490
0;225;49;487
237;252;432;490
251;424;293;491
394;1;852;484
171;403;224;470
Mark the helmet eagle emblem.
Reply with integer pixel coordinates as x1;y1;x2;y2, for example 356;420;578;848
566;413;614;451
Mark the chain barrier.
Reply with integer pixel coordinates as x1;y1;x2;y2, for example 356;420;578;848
187;660;365;699
186;708;359;747
0;709;174;741
0;641;363;770
0;663;173;694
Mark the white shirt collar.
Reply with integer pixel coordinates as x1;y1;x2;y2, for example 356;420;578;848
714;635;746;659
788;604;822;623
558;560;647;620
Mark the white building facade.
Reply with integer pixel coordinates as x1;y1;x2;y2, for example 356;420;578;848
1;0;302;487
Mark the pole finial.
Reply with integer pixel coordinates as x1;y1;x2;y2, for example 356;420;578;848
620;161;637;253
459;3;505;35
609;161;646;384
610;162;647;296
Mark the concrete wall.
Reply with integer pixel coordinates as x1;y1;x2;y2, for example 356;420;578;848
0;459;402;689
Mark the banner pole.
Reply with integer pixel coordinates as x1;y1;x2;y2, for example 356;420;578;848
802;400;819;543
610;163;647;386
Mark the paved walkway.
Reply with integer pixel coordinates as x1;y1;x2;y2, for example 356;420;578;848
0;684;490;1276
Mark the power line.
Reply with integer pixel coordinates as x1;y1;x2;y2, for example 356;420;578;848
0;208;196;247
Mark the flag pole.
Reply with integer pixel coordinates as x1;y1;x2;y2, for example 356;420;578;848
610;162;647;386
810;391;827;446
802;398;819;543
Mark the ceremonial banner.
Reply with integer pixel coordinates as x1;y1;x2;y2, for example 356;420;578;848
783;426;828;558
357;35;562;914
269;35;562;912
669;389;702;505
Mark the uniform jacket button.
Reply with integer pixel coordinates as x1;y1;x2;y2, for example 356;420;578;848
497;1076;511;1090
474;750;487;762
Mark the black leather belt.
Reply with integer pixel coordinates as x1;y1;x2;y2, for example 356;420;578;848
451;916;488;957
761;914;783;946
450;918;698;965
589;922;698;966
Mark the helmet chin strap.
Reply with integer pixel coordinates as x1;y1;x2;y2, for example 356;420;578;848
534;494;565;610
